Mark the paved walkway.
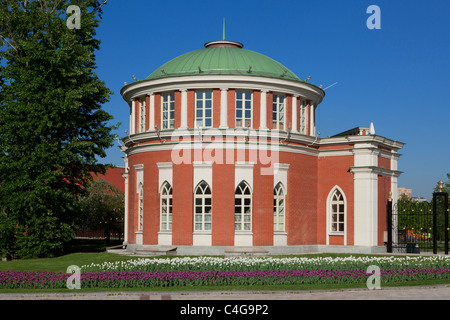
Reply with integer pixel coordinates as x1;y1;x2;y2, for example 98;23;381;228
1;285;449;300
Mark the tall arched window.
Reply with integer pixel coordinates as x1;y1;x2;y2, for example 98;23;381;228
194;181;212;231
235;181;252;231
330;188;345;233
274;183;285;232
160;182;172;231
138;183;144;231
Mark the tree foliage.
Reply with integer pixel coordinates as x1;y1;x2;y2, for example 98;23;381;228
78;179;124;243
0;0;114;258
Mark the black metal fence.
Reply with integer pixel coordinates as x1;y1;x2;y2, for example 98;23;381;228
387;191;449;254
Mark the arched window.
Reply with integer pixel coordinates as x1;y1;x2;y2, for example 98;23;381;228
274;183;285;232
330;188;345;233
235;181;252;231
160;182;172;231
194;181;212;231
138;183;144;231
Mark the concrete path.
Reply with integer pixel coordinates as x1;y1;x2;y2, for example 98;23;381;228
1;285;449;300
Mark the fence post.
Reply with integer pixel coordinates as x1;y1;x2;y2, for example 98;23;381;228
387;194;393;253
445;192;449;255
432;180;449;255
432;194;438;254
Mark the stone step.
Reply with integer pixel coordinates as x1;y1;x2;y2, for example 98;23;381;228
224;247;269;256
134;246;177;256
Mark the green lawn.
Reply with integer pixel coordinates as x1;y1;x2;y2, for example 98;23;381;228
0;252;134;273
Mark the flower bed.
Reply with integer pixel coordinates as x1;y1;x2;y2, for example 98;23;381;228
1;256;450;289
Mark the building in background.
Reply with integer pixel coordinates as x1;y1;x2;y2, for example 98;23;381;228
119;38;404;255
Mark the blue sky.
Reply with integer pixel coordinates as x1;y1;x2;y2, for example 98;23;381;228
94;0;449;200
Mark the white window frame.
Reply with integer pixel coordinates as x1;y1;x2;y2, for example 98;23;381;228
300;100;307;135
161;92;175;129
139;97;146;133
160;182;172;231
194;181;212;231
329;188;346;234
272;93;286;130
195;90;213;128
235;90;253;128
138;183;144;231
235;181;252;231
274;183;286;232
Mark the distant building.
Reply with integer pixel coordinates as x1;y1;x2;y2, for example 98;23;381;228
91;167;125;192
398;187;412;199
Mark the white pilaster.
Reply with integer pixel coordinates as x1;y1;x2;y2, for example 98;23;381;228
259;90;268;130
149;93;155;131
352;168;378;246
122;170;129;244
130;100;136;134
292;95;298;133
351;145;380;247
219;88;228;129
310;103;315;136
180;89;188;129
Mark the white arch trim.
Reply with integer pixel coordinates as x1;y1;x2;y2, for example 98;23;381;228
326;185;347;246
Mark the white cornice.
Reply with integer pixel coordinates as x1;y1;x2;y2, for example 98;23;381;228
121;75;325;106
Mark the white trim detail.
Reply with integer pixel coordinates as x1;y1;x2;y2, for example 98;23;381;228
134;164;144;192
274;163;289;194
234;162;254;190
157;162;173;191
193;161;213;189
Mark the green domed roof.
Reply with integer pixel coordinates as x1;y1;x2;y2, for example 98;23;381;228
146;40;302;82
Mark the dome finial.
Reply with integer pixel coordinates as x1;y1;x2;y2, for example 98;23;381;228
223;18;226;41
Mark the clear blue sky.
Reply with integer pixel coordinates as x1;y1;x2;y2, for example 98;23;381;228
94;0;449;200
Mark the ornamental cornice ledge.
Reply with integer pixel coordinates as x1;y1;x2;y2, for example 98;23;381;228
121;75;325;106
349;166;403;177
319;134;405;151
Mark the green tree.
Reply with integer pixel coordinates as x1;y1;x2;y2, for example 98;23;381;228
0;0;115;258
78;179;124;244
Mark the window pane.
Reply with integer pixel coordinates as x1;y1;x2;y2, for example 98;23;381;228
205;91;212;99
236;91;242;100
